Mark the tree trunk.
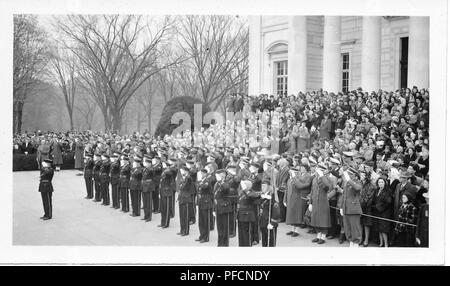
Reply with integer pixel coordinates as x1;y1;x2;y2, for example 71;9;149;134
69;110;74;131
111;110;122;133
14;101;24;134
147;112;152;135
137;106;141;133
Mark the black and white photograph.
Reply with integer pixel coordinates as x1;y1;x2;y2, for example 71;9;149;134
0;0;448;266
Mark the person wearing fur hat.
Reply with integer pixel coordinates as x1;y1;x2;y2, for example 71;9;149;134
38;159;55;220
359;171;376;247
394;192;418;247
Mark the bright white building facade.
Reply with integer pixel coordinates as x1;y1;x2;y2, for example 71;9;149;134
248;16;430;96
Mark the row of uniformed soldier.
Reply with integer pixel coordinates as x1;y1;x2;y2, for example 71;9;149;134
82;149;280;247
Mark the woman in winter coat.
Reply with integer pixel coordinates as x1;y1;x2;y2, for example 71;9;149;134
309;164;332;244
284;164;312;237
372;177;393;247
359;172;376;246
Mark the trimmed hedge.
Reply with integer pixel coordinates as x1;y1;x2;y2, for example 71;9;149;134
13;152;76;171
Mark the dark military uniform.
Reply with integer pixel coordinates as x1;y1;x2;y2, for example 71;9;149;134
152;164;162;213
188;168;198;224
110;160;121;209
129;165;143;216
159;167;177;228
178;173;194;235
249;172;262;244
214;180;232;247
119;163;131;212
100;159;111;205
141;166;155;221
93;159;102;202
225;173;240;237
259;193;280;247
196;176;214;242
83;157;94;199
39;166;54;219
237;186;260;247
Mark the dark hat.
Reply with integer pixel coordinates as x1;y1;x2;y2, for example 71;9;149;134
240;158;250;164
185;159;195;165
180;164;190;172
317;162;328;170
110;154;118;159
206;153;216;159
363;161;374;167
134;157;142;163
85;153;93;158
122;156;130;161
102;154;110;159
290;165;300;171
200;168;208;173
215;169;226;175
226;164;237;170
250;162;260;169
43;159;53;164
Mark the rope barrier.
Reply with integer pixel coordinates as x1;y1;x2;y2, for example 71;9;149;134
300;197;417;227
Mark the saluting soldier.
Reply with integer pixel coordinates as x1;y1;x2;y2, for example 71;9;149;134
205;163;217;231
152;156;163;214
119;155;131;212
39;158;55;220
109;153;121;209
158;158;177;228
93;153;102;202
141;155;154;221
129;157;143;217
185;158;197;225
178;164;194;236
249;162;262;245
83;153;94;199
213;169;232;247
195;168;214;243
225;164;240;238
237;179;260;246
100;154;111;206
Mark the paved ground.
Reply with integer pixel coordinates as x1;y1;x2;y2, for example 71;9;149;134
13;170;352;247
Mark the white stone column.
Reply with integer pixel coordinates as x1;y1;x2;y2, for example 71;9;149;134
248;16;262;95
322;16;342;93
288;16;308;95
361;16;381;92
408;16;429;89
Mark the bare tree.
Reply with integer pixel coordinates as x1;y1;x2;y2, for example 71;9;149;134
13;15;49;134
54;15;186;132
135;78;156;133
48;46;77;130
75;87;97;130
177;15;249;110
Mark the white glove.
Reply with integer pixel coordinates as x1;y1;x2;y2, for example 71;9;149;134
415;237;421;246
267;224;274;230
340;209;344;216
308;204;312;212
213;211;216;217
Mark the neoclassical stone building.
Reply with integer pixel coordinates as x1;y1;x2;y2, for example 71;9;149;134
248;16;429;95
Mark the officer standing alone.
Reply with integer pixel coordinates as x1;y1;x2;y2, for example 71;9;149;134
39;158;54;220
